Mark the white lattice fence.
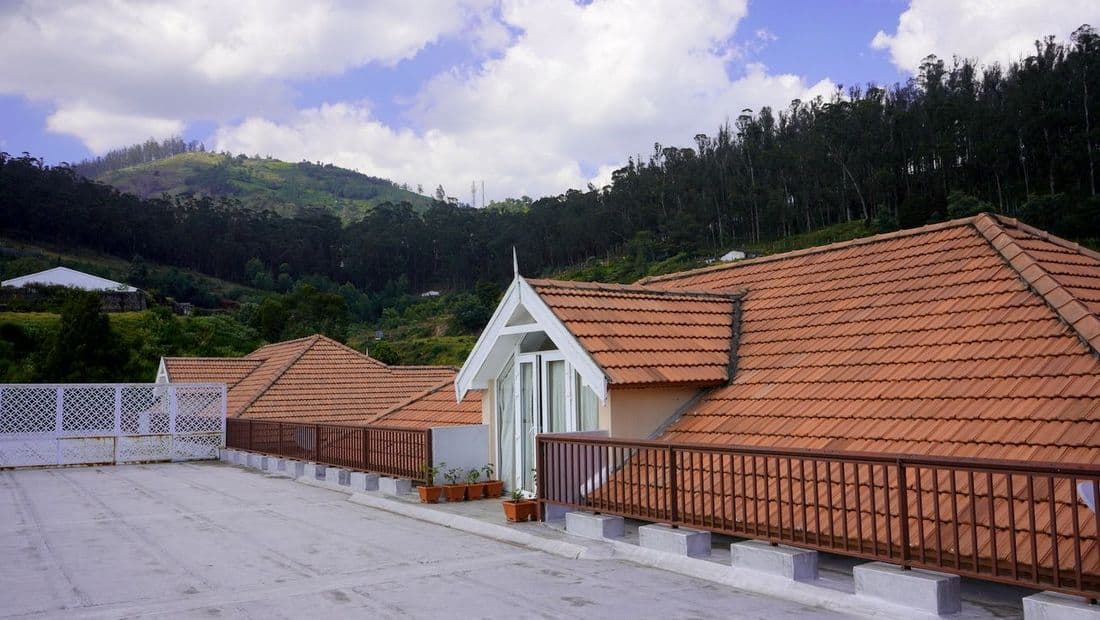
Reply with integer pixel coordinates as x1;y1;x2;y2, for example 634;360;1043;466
0;384;226;468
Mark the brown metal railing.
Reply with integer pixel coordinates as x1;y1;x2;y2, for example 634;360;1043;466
537;434;1100;598
227;418;432;483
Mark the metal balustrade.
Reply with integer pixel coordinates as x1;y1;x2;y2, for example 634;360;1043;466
226;418;432;483
537;433;1100;599
0;384;226;467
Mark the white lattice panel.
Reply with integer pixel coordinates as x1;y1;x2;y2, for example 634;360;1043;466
61;387;114;435
0;383;224;468
172;434;222;461
58;437;114;465
0;439;55;467
0;387;56;435
117;435;172;463
120;386;168;434
174;387;223;433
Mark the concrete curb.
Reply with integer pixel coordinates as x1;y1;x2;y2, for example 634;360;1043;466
346;493;590;561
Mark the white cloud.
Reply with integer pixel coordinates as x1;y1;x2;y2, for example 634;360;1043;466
871;0;1100;73
0;0;489;153
216;0;834;198
46;104;184;155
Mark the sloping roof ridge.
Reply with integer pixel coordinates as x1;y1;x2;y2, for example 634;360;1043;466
972;213;1100;356
988;213;1100;262
232;334;322;417
245;334;320;360
372;379;455;424
637;216;982;285
527;276;744;300
308;333;392;370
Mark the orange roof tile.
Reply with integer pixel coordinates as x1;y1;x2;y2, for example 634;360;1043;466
525;278;743;388
163;334;456;425
633;213;1100;465
370;379;483;429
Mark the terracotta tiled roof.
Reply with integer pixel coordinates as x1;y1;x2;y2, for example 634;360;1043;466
160;358;261;414
162;335;455;425
526;278;743;388
636;213;1100;464
370;379;483;429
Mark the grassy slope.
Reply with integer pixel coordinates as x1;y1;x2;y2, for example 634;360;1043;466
0;236;268;304
97;152;433;222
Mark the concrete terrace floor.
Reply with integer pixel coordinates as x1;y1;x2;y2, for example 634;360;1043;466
1;462;851;619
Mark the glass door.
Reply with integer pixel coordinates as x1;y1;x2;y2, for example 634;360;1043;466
518;357;537;492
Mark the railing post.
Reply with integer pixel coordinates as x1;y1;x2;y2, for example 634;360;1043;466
314;424;321;462
425;429;433;485
536;435;545;520
897;458;911;569
668;443;679;526
248;419;254;451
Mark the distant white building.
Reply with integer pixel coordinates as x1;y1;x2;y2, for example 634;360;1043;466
2;266;138;292
2;266;145;311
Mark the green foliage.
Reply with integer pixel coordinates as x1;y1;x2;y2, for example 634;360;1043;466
91;151;432;222
41;291;128;381
252;284;350;343
0;308;260;382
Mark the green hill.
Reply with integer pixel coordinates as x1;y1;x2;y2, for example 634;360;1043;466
96;152;433;222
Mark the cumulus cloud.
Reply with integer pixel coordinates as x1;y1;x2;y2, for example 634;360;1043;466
216;0;834;198
871;0;1100;73
0;0;488;153
46;105;184;155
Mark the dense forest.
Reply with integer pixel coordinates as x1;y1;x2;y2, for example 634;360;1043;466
4;28;1100;299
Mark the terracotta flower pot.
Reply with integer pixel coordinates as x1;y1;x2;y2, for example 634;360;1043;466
502;499;538;522
466;481;487;499
484;480;504;498
443;484;467;502
418;485;443;504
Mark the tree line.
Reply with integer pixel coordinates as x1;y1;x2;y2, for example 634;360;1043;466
3;27;1098;299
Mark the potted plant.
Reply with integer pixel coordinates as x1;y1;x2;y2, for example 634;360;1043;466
442;466;467;502
418;462;443;504
465;468;487;499
482;463;503;498
502;488;538;522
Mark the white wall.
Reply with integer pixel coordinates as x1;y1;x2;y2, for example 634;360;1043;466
431;424;490;480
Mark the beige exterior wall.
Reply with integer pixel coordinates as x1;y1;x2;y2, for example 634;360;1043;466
480;381;496;467
606;386;699;439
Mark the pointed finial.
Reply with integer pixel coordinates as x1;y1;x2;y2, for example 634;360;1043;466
512;246;519;278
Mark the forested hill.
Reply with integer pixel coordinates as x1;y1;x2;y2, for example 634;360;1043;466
82;147;432;222
3;28;1099;300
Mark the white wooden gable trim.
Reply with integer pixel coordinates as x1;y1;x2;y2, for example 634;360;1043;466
456;276;608;402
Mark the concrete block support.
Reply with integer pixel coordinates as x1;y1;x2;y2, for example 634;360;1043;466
245;453;261;469
264;457;283;474
349;471;380;491
225;448;243;464
300;462;322;480
638;524;711;557
853;562;961;616
379;477;412;496
325;467;350;486
288;459;305;478
543;504;574;521
1023;592;1100;619
729;540;818;581
565;512;625;540
218;448;231;462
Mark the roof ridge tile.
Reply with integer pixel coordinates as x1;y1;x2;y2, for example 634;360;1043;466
971;214;1100;357
232;335;321;417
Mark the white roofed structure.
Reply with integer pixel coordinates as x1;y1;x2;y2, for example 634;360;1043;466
2;266;138;292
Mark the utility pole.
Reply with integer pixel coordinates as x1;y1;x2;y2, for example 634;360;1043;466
481;180;486;208
471;181;476;208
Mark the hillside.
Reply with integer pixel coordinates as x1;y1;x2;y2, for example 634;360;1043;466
96;152;433;222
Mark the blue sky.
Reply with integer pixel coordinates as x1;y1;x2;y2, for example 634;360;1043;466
0;0;1096;200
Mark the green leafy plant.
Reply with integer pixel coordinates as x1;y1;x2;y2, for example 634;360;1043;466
509;488;526;502
466;468;481;484
421;462;441;487
481;463;495;480
443;466;463;486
